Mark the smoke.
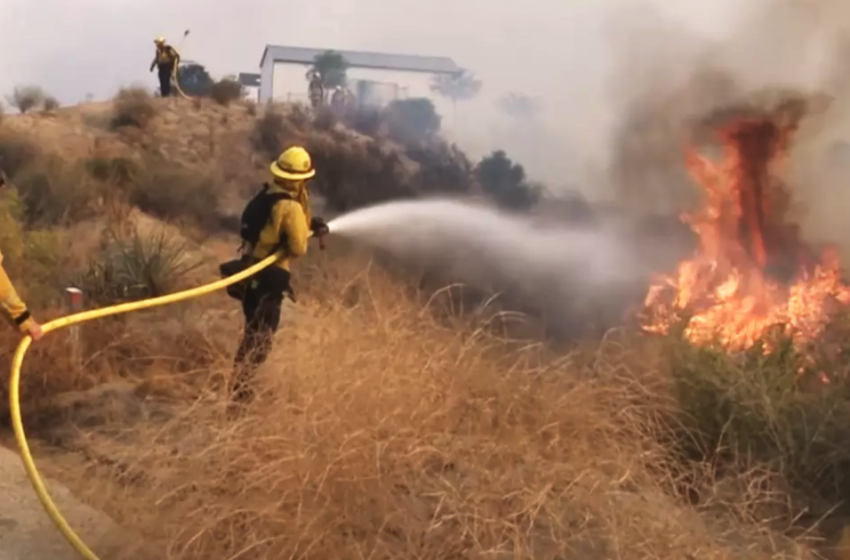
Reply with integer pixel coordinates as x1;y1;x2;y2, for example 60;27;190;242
328;198;688;337
603;0;850;233
609;0;850;205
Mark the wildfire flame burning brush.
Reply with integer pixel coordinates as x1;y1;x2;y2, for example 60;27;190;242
641;105;850;353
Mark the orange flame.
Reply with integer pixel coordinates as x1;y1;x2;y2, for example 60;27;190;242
642;115;850;352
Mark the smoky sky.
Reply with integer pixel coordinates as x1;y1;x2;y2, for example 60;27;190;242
1;0;847;194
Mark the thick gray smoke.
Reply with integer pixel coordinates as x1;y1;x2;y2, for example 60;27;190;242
604;0;850;236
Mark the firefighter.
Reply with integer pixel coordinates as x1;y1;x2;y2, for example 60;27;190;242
229;146;329;407
0;171;42;341
308;72;324;108
149;37;181;97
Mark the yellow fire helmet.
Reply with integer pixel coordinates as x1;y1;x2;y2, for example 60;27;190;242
154;37;166;45
270;146;316;181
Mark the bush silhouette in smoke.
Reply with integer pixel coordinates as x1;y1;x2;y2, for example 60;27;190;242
384;98;442;146
475;150;541;211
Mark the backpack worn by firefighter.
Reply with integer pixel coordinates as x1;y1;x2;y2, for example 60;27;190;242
219;183;293;301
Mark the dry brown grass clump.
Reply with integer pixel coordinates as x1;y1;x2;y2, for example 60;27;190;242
42;95;60;112
209;79;243;106
111;87;157;129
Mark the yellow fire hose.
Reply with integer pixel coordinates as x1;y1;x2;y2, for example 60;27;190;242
9;250;286;560
171;64;193;100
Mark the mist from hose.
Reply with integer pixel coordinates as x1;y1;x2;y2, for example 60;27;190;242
327;200;655;308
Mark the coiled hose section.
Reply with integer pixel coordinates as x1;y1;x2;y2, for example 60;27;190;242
171;64;192;100
9;251;282;560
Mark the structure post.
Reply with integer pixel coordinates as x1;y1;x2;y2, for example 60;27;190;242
65;287;83;367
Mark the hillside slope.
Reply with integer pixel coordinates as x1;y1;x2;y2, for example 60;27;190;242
0;93;842;560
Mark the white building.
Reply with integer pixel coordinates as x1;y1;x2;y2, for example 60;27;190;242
258;45;460;113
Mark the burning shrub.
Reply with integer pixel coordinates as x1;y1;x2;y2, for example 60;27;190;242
642;98;850;353
634;93;850;521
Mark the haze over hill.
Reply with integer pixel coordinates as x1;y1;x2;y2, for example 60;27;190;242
0;0;816;192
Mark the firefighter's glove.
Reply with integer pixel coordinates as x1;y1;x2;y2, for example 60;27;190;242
310;217;329;237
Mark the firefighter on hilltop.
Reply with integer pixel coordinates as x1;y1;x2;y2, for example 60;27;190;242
150;37;181;97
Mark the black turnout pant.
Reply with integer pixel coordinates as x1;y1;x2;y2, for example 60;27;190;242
158;63;174;97
231;287;283;403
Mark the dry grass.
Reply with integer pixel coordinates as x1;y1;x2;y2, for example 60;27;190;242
15;260;814;560
9;251;838;559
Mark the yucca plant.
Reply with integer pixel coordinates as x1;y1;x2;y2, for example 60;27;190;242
71;226;204;306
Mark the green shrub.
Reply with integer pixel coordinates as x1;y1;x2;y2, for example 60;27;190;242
112;87;157;129
70;227;203;306
85;156;138;186
666;329;850;517
127;160;221;230
11;156;102;226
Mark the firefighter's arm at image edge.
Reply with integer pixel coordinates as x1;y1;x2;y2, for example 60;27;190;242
271;200;310;258
0;256;35;332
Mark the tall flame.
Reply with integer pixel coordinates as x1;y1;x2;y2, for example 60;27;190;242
642;112;850;352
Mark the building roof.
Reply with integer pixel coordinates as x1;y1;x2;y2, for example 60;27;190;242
238;72;261;87
260;45;460;75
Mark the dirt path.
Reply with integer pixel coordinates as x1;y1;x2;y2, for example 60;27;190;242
0;445;121;560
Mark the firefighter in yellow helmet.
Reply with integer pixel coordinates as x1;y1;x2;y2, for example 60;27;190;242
228;146;328;406
0;170;42;341
149;37;181;97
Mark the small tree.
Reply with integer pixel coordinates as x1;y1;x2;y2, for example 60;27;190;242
176;63;214;97
384;98;441;145
498;92;540;120
7;86;46;114
430;69;481;125
475;150;540;211
310;51;349;90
